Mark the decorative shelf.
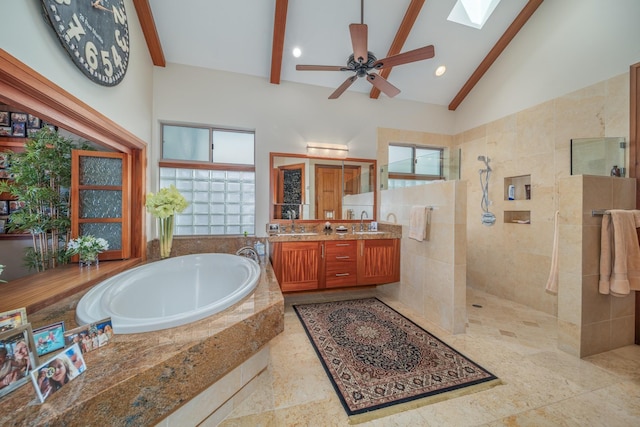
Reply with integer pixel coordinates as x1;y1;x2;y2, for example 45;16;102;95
504;174;531;201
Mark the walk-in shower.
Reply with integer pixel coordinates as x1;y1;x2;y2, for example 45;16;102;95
478;156;495;226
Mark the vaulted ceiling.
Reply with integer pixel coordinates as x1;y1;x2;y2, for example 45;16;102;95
132;0;543;110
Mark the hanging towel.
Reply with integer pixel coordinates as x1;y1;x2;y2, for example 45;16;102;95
409;206;427;241
545;210;560;294
599;210;640;296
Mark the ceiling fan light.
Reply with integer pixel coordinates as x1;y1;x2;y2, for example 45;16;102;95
435;65;447;77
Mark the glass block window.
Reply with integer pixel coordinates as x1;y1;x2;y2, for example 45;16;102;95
159;124;255;236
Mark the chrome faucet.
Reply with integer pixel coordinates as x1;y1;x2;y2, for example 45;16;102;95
360;210;368;231
288;209;296;232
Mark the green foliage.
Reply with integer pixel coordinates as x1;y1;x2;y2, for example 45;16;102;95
0;128;91;272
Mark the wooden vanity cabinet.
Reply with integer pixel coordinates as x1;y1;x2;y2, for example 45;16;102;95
270;241;323;292
324;240;358;288
357;239;400;285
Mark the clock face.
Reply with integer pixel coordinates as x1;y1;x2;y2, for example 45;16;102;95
41;0;130;86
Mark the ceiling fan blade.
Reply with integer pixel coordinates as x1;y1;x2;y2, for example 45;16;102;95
349;24;368;64
329;75;358;99
296;65;346;71
366;74;401;98
373;45;435;70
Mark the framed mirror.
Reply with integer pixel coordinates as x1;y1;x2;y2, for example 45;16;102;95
270;152;377;221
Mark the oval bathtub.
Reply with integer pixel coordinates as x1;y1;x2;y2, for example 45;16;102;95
75;253;260;334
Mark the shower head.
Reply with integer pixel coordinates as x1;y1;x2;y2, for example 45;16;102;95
478;155;492;172
477;155;486;162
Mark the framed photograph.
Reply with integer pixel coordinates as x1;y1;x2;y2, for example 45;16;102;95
64;318;113;354
0;201;8;216
11;122;25;137
0;324;38;399
0;111;9;126
0;127;11;137
9;200;24;213
33;321;66;357
30;342;86;403
0;219;5;234
27;114;41;129
10;112;27;123
0;308;27;333
0;152;8;168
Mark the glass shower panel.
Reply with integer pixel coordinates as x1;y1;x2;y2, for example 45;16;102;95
571;137;627;177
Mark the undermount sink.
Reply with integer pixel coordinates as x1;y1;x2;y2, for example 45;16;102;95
275;232;319;237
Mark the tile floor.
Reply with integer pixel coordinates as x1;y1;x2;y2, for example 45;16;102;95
220;288;640;426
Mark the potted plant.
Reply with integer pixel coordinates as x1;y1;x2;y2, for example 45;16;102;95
0;129;90;271
145;185;189;259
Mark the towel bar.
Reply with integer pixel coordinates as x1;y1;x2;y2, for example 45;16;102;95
592;209;609;216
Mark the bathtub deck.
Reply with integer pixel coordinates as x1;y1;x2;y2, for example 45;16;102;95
0;259;142;314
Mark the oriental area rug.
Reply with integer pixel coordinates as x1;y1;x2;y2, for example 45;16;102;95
293;298;500;423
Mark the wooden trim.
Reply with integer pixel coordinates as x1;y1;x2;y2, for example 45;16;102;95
448;0;544;111
133;0;166;67
370;0;425;99
631;62;640;345
0;49;146;260
159;160;255;172
270;0;289;84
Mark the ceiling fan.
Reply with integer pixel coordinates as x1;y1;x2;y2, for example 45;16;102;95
296;0;435;99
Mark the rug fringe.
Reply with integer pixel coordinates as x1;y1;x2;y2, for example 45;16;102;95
348;378;503;425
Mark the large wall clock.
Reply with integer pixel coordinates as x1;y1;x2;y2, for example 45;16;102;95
41;0;130;87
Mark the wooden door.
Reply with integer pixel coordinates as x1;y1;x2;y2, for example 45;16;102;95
274;163;304;219
71;150;131;260
315;165;342;220
357;239;400;285
271;241;322;292
343;165;361;195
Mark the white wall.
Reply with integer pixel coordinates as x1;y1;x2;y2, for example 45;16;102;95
152;64;456;236
454;0;640;133
0;0;154;142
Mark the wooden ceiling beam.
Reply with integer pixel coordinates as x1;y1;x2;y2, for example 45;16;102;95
370;0;425;99
270;0;289;84
448;0;544;111
132;0;166;67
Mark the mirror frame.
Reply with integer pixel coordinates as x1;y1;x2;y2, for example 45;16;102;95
269;152;377;222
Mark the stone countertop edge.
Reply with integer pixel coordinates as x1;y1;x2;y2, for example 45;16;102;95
267;222;402;242
0;263;285;427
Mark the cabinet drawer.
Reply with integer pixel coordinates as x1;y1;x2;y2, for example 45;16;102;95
325;263;358;287
325;240;357;258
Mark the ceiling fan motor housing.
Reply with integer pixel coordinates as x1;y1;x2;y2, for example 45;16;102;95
347;52;378;77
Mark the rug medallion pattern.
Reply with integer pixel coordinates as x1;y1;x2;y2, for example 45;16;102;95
294;298;499;419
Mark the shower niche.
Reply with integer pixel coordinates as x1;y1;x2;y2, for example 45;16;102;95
504;174;531;224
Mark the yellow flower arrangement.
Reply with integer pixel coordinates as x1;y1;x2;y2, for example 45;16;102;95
145;185;189;258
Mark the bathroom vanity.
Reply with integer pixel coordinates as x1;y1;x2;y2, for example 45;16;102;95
269;232;400;292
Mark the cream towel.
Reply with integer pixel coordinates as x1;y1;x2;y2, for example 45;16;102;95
409;206;427;241
599;209;640;296
545;210;560;294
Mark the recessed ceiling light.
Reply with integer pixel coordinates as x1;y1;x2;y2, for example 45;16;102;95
435;65;447;77
292;47;302;58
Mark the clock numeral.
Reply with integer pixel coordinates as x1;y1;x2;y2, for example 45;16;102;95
65;14;86;43
115;29;129;53
101;50;114;77
85;42;99;71
55;0;71;5
111;45;123;70
113;6;127;26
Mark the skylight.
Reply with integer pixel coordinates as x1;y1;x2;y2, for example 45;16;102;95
447;0;502;29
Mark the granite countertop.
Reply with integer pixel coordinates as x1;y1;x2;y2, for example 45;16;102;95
0;262;284;426
267;222;402;242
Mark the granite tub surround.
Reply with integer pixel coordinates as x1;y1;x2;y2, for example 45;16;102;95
0;262;284;426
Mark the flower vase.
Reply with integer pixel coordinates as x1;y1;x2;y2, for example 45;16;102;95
79;254;99;268
159;215;175;259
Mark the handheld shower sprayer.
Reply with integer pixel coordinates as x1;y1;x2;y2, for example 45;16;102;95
478;155;492;172
478;155;495;226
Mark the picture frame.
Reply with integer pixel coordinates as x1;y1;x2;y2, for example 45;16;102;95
0;308;27;333
0;111;9;127
27;114;41;129
0;152;8;168
0;127;11;137
64;318;113;354
0;324;38;399
9;200;24;213
30;342;86;403
32;321;66;357
11;122;25;137
10;112;27;123
0;219;5;234
0;201;8;215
